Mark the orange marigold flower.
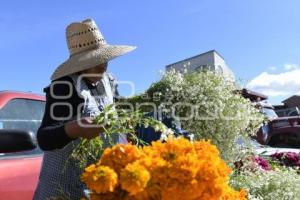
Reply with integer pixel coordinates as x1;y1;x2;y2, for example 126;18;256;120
100;144;144;175
81;165;118;194
120;162;150;195
82;138;247;200
220;187;248;200
148;137;195;161
89;187;126;200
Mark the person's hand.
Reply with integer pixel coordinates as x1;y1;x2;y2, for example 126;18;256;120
64;117;106;139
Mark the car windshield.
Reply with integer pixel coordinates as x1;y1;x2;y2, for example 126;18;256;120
261;107;278;119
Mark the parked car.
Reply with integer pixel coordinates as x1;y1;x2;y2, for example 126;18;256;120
0;91;45;200
241;89;300;148
275;107;300;117
258;116;300;148
254;102;300;148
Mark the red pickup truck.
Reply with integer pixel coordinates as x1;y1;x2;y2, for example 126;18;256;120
242;89;300;148
0;91;45;200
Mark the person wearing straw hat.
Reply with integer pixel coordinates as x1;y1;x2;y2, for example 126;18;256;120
33;18;136;200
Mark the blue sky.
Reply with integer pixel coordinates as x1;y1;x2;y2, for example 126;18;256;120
1;0;300;104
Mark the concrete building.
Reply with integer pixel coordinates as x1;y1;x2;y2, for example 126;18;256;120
165;50;235;80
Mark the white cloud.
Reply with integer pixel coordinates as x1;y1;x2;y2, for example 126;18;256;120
283;63;299;71
268;66;277;71
247;66;300;97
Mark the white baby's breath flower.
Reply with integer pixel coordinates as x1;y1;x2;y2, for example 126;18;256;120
160;132;168;141
139;70;264;161
154;125;160;132
230;168;300;200
144;122;149;128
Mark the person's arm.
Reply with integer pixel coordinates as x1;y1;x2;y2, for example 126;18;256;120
64;117;106;139
37;76;104;151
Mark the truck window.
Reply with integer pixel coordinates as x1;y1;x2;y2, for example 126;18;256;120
0;98;45;158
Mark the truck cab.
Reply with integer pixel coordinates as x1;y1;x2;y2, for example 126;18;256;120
0;91;45;200
242;89;300;148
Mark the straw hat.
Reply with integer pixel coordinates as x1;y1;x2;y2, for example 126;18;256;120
51;18;136;80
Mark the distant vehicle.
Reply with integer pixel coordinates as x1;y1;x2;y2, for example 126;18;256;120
242;89;300;148
0;91;45;200
255;101;278;120
258;116;300;148
237;138;300;156
275;107;300;117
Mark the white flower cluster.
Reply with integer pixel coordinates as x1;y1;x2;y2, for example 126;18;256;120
141;70;264;161
230;168;300;200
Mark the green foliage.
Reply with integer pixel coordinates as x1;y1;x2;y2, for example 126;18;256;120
70;105;169;168
70;137;104;169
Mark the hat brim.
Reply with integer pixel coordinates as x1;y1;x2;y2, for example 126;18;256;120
50;44;136;80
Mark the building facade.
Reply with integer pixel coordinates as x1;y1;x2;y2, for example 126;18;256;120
165;50;235;80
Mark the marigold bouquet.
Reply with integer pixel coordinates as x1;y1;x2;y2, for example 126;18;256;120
81;138;247;200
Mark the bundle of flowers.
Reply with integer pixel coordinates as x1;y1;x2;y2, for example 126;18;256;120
230;151;300;200
125;70;264;161
253;156;272;171
71;105;169;168
81;138;246;200
270;152;300;168
230;168;300;200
